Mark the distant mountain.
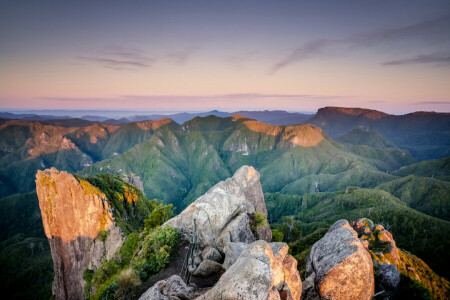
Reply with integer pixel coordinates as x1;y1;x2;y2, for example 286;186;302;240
337;128;396;148
308;106;450;161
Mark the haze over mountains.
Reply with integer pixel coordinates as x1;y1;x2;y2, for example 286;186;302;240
0;106;449;298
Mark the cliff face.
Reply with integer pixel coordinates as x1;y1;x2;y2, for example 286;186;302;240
36;169;123;300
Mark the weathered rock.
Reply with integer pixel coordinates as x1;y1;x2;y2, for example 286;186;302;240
352;218;375;234
164;166;271;251
218;213;256;246
192;259;223;277
376;263;400;296
303;219;374;300
222;242;248;270
202;246;222;262
120;173;145;193
139;275;199;300
36;169;123;300
196;240;302;300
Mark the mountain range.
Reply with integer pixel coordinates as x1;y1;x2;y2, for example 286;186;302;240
0;106;449;299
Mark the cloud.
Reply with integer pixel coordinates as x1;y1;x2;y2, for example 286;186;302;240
76;46;155;71
382;52;450;66
413;101;450;105
270;15;450;74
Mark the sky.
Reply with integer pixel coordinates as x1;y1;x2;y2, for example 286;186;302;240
0;0;449;114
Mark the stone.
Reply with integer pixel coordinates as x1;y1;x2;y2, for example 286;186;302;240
303;219;374;300
36;169;123;300
196;240;302;300
192;259;223;277
218;213;256;247
202;246;222;262
120;173;145;193
222;242;248;270
139;275;198;300
376;263;400;296
164;166;271;251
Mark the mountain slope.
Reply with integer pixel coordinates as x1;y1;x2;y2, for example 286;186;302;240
308;107;450;161
81;115;414;211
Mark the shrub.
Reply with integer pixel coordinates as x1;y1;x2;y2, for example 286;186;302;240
144;202;174;229
271;229;284;242
114;268;141;300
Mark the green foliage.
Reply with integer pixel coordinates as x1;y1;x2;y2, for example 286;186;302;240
83;269;94;297
114;268;141;300
144;202;174;229
78;174;159;235
97;231;109;243
377;175;450;220
119;233;139;265
249;211;267;238
392;274;434;300
89;226;179;299
271;229;284;242
271;188;450;279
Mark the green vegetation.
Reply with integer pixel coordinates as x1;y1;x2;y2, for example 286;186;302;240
86;226;179;299
377;175;450;220
337;128;395;148
392;156;450;181
268;188;450;280
249;211;267;238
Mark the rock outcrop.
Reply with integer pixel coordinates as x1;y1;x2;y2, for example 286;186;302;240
121;173;145;193
352;219;450;300
302;219;374;300
164;165;271;251
197;241;302;300
36;169;123;300
141;166;302;300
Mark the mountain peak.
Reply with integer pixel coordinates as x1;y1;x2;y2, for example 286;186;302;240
319;106;389;120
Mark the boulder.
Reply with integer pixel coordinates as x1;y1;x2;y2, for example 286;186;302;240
164;166;271;251
376;263;400;296
192;259;223;277
222;242;248;270
196;240;302;300
202;246;222;262
139;275;199;300
303;219;374;300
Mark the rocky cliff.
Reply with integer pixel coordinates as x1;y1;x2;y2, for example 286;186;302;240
36;169;123;300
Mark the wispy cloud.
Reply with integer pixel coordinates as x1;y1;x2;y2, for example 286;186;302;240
270;15;450;74
413;101;450;105
382;52;450;66
76;46;155;71
167;47;197;65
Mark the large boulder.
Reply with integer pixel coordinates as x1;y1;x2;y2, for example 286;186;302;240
139;275;200;300
302;219;374;300
164;166;271;251
197;240;302;300
192;259;223;277
202;246;222;262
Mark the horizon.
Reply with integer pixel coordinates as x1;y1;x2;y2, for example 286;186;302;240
1;1;450;113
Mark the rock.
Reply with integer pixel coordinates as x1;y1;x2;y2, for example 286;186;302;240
36;169;123;300
376;263;400;296
192;259;223;277
164;166;271;251
222;242;248;270
202;246;222;262
352;218;375;234
303;219;374;300
196;240;302;300
139;275;198;300
120;173;145;193
218;213;256;246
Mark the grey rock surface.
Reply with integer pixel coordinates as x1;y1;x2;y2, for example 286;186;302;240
192;259;223;277
164;165;271;251
303;219;374;300
196;240;302;300
376;263;400;296
201;246;222;262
